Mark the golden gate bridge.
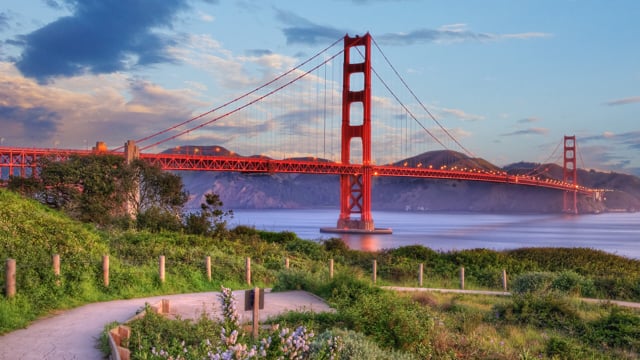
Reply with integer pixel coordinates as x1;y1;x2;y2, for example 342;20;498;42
0;33;600;233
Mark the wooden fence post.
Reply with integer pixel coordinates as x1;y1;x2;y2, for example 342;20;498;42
52;254;60;286
159;255;165;283
418;263;424;287
246;257;251;285
329;259;334;279
6;259;16;298
205;256;212;282
103;255;110;287
460;266;465;290
502;269;508;292
372;259;377;284
252;287;260;339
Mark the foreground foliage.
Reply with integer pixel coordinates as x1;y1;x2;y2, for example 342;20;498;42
2;189;640;358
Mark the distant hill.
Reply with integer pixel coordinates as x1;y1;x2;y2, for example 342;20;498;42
168;147;640;214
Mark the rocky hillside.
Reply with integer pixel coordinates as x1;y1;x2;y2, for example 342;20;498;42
172;147;640;214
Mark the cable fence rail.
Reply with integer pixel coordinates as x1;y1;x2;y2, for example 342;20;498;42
2;254;511;299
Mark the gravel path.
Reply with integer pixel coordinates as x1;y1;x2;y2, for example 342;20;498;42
0;290;332;360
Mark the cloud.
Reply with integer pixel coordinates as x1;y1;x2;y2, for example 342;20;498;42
197;10;215;22
568;131;640;175
0;12;9;32
617;131;640;150
173;33;297;90
518;117;539;123
439;107;484;121
0;106;60;141
274;11;551;47
501;127;549;136
377;24;551;46
275;9;346;45
0;62;205;148
246;49;273;57
604;96;640;106
14;0;192;83
581;130;640;146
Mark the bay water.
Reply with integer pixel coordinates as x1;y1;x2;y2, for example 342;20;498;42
229;209;640;259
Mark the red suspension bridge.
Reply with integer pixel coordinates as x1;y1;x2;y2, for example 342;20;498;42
0;33;601;233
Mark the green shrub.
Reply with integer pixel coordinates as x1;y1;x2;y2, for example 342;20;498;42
586;307;640;352
272;268;324;294
257;230;297;244
545;336;584;360
511;272;555;294
327;329;418;360
551;271;593;297
493;293;583;333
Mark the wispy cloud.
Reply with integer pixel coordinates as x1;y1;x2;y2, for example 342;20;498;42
275;9;345;45
14;0;193;83
377;24;551;46
501;127;549;136
0;12;9;32
604;96;640;106
274;11;551;47
518;117;539;124
439;107;485;121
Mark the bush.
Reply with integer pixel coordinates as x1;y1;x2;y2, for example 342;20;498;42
551;271;593;297
493;293;583;333
327;329;417;360
511;272;556;294
586;307;640;352
323;276;433;357
272;269;324;294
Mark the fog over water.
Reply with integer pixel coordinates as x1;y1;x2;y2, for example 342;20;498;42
230;209;640;258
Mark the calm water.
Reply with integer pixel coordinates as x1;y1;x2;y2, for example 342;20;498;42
229;209;640;258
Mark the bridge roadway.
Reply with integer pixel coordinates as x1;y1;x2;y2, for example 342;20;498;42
0;146;594;195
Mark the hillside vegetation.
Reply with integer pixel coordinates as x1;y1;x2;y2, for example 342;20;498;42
2;189;640;358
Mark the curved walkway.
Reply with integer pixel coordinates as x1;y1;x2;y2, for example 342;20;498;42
383;286;640;309
0;290;332;360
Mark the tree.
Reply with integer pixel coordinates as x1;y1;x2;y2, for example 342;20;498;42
127;160;188;231
35;154;132;225
8;154;188;229
7;176;43;198
184;193;234;236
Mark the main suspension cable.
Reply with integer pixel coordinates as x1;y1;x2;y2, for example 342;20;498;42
371;37;476;158
114;37;344;151
139;50;345;151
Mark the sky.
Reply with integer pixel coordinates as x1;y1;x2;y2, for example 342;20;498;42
1;0;639;175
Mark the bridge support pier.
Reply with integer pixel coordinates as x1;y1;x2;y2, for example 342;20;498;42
320;33;391;235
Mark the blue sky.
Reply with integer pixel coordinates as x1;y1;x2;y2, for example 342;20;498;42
1;0;639;175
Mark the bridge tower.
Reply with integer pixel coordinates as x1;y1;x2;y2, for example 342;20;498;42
563;135;578;214
335;33;374;231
